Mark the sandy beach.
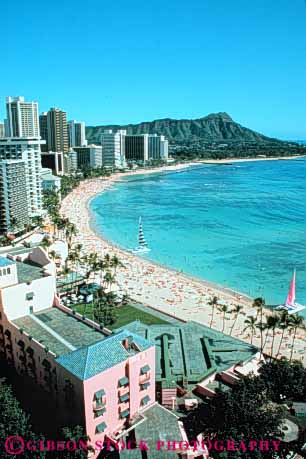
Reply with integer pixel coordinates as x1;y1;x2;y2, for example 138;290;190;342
61;161;306;364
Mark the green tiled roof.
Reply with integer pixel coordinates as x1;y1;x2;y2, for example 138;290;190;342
56;330;153;381
120;403;184;459
16;261;44;284
96;422;107;433
14;307;105;357
117;320;257;388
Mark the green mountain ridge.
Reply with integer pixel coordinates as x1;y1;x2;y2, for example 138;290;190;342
86;112;280;145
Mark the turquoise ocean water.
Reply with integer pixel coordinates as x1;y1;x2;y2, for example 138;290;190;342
90;159;306;316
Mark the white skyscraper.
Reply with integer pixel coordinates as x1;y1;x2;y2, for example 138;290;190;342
0;138;44;218
101;130;126;168
148;134;169;161
67;120;87;147
6;96;40;138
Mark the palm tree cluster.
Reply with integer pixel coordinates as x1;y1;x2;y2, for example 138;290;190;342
243;298;305;362
207;295;305;362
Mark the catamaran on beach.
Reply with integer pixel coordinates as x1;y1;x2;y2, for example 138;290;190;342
276;270;306;315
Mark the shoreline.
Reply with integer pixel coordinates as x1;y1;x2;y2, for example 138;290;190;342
61;159;306;364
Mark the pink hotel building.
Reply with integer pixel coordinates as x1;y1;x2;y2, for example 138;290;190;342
0;248;198;459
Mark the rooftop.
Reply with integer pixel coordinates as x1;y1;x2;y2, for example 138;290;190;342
56;329;153;380
13;307;106;357
120;403;184;459
0;246;39;256
0;257;15;267
115;321;257;388
16;260;45;284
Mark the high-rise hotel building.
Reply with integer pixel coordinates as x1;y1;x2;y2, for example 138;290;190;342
45;108;69;153
101;130;126;168
67;120;87;148
125;134;168;164
39;112;48;152
148;134;168;161
125;134;149;163
0;160;30;233
1;97;44;233
6;96;40;138
0;138;44;228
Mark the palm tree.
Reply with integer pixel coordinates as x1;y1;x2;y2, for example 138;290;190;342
208;296;219;328
110;255;124;274
65;222;77;248
265;315;280;359
276;311;290;359
218;304;228;333
288;315;304;362
103;271;116;291
229;305;243;335
253;297;265;353
253;297;265;320
243;316;257;344
104;254;111;269
41;237;52;250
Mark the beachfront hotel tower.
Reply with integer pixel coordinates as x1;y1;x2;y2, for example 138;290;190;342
46;108;69;153
67;120;87;148
6;96;40;138
124;134;168;164
148;134;169;161
125;134;149;164
101;130;126;168
0;137;44;221
0;160;30;234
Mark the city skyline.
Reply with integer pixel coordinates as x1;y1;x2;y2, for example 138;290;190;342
1;0;306;139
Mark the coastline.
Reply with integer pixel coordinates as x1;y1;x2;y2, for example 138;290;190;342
61;159;306;364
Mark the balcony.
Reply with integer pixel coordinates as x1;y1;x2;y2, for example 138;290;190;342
140;395;151;407
26;347;34;357
119;393;130;404
140;382;150;391
118;376;129;387
4;330;11;339
93;400;106;411
119;409;130;419
95;422;107;434
17;339;25;349
94;407;106;418
140;365;150;375
119;401;129;412
118;385;130;397
139;373;150;384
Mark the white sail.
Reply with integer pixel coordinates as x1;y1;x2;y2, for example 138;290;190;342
132;217;151;254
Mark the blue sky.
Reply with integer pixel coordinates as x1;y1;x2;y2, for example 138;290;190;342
1;0;306;138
